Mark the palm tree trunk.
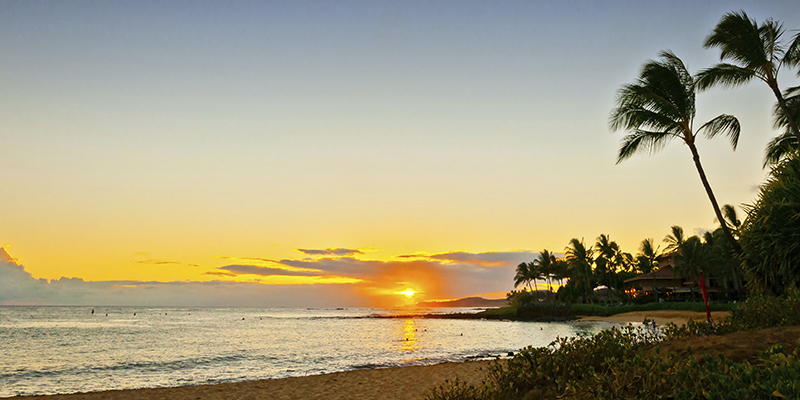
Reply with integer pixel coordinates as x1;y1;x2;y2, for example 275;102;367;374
688;143;744;256
769;79;800;144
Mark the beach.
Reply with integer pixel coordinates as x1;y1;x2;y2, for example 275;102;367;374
577;309;730;326
21;360;492;400
11;310;728;400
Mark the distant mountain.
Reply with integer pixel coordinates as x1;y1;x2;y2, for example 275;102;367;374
416;296;506;308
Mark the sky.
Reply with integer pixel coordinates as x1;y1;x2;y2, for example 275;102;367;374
2;0;800;307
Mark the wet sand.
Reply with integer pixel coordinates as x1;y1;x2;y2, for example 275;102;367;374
19;360;493;400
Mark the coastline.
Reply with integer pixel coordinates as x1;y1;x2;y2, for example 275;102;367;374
16;360;493;400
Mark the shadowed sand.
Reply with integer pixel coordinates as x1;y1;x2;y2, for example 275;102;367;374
23;360;492;400
578;309;730;326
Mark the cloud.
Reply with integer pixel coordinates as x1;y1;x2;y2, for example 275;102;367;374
1;247;18;264
278;254;521;301
425;251;537;267
294;248;363;257
0;254;365;307
0;247;524;307
132;259;199;267
218;264;321;276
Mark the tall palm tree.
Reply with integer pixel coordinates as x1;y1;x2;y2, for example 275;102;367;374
637;238;660;274
663;225;686;253
637;238;661;297
594;234;620;288
536;250;557;295
514;262;534;292
610;50;743;256
673;236;710;301
696;10;800;143
565;238;595;303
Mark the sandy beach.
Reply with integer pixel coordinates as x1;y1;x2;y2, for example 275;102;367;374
17;310;727;400
21;360;493;400
577;309;730;326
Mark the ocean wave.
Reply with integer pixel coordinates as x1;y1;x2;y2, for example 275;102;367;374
0;353;270;382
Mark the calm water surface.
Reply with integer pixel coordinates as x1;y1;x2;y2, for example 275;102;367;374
0;306;614;397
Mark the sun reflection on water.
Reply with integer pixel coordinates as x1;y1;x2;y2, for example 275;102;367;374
399;318;420;353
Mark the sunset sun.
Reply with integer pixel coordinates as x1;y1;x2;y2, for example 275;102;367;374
400;289;416;298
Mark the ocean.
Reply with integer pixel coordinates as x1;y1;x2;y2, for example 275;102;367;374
0;306;613;397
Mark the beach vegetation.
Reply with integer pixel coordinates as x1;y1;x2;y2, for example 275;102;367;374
431;295;800;400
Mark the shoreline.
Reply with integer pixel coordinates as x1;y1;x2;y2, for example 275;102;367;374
13;360;494;400
576;309;730;326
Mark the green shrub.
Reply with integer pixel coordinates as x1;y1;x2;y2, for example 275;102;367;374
429;294;800;400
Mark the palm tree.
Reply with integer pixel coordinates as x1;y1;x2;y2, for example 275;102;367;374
673;236;710;301
594;234;620;289
697;11;800;143
536;250;557;296
637;238;661;298
565;238;595;303
637;238;660;274
663;225;686;253
721;204;742;237
514;262;534;292
610;50;743;256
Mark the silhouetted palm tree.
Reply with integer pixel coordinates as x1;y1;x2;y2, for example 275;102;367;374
697;10;800;143
663;225;686;253
514;262;534;292
536;250;557;295
637;238;661;297
721;204;742;237
594;234;620;288
674;236;710;301
565;238;595;303
636;238;660;274
610;51;743;256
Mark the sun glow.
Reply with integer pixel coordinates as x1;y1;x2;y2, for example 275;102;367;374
400;289;416;298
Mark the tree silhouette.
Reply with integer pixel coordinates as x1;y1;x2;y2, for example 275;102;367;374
610;50;743;256
697;10;800;143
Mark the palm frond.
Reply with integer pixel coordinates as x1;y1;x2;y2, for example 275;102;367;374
695;64;756;90
704;10;771;68
759;18;786;66
698;114;741;150
722;204;741;229
786;31;800;71
616;130;677;164
772;85;800;129
763;130;799;168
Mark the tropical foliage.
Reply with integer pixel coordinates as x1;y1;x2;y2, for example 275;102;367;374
431;295;800;400
739;155;800;295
